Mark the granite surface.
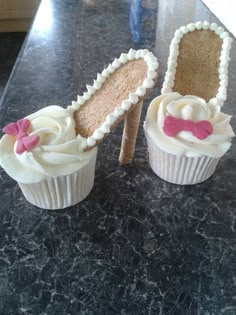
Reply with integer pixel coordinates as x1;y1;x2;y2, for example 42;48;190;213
0;0;236;314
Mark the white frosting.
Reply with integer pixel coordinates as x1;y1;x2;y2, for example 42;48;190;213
86;85;96;94
121;100;132;110
161;21;232;106
0;106;97;184
112;58;121;68
93;80;102;90
144;93;234;158
72;49;159;148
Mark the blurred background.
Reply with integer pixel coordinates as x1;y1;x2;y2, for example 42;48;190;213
0;0;234;101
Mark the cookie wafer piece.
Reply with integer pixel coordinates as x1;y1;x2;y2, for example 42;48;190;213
69;49;159;164
161;21;232;106
119;100;143;164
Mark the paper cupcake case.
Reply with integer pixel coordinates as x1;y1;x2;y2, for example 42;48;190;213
18;151;97;210
146;134;220;185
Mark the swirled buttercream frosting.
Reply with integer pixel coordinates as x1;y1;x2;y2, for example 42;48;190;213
144;93;234;158
0;106;97;183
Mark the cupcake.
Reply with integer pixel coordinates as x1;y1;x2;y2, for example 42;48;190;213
144;21;234;185
0;106;97;209
0;49;159;209
144;92;234;184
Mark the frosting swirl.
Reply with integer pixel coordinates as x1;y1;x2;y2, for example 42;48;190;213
144;93;234;157
0;106;97;183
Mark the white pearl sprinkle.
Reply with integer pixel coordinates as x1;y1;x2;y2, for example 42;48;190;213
67;105;75;113
87;137;96;147
107;64;115;73
215;26;224;35
93;80;102;89
83;92;91;100
210;23;218;31
86;85;96;94
175;29;184;39
172;49;179;59
80;139;87;149
161;86;172;94
127;49;136;60
167;59;177;67
106;114;117;124
216;98;224;106
195;21;202;29
219;64;228;74
217;92;227;101
144;54;153;63
209;97;218;106
219;73;227;81
143;78;154;88
97;73;106;82
121;100;132;110
135;50;142;59
218;86;226;95
77;96;86;105
220;32;228;39
224;37;233;46
114;107;125;116
119;53;128;63
166;73;175;82
129;93;139;104
187;23;196;32
93;129;104;140
71;101;81;110
203;21;209;29
112;58;121;68
100;123;111;133
147;70;157;79
220;79;228;87
168;79;174;88
136;86;146;96
150;61;159;70
170;41;178;52
102;68;110;77
180;26;188;34
140;50;147;58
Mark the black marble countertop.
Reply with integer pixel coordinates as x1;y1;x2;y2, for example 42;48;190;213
0;0;236;314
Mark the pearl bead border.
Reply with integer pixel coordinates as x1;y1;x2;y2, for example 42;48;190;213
161;21;232;106
67;49;159;148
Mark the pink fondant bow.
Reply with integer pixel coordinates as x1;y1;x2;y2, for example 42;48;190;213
3;118;39;154
163;116;213;140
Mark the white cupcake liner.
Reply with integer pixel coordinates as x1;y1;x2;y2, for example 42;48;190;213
18;151;97;209
146;134;220;185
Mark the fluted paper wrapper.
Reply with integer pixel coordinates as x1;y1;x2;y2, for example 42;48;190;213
146;135;220;185
18;151;97;209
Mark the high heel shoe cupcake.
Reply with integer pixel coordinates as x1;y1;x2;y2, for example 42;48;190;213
144;21;235;185
0;49;158;209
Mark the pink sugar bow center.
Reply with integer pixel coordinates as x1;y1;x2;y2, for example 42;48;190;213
2;118;39;154
16;131;28;140
163;115;213;140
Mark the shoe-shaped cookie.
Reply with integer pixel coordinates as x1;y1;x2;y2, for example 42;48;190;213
70;49;158;164
161;21;232;106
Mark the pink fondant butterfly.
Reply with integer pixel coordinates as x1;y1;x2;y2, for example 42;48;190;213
3;118;39;154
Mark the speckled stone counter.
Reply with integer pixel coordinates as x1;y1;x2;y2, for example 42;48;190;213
0;0;236;314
